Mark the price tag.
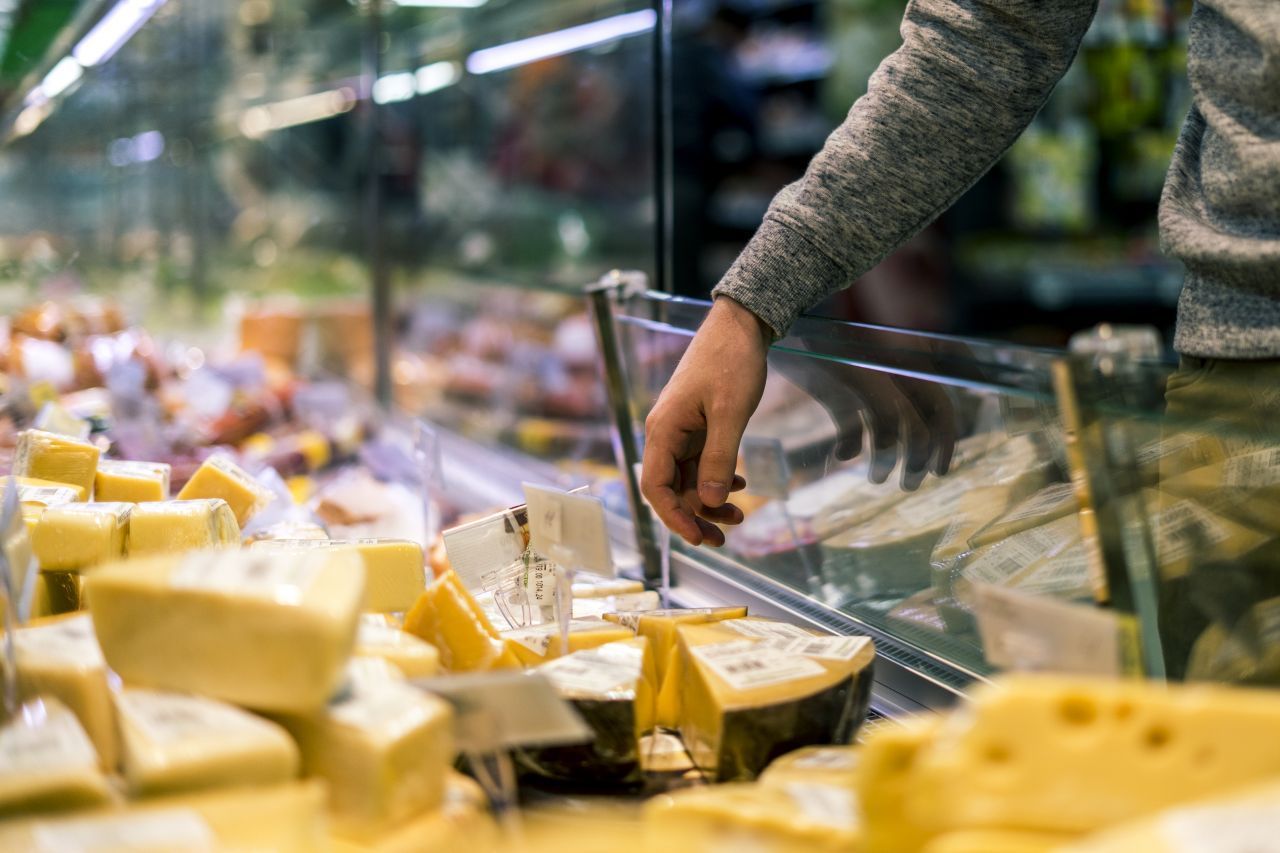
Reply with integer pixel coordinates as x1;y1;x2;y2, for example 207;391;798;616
523;483;612;576
442;508;529;592
413;669;591;750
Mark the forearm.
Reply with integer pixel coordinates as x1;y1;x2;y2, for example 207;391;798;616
715;0;1098;337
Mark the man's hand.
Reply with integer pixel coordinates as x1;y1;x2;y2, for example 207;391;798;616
641;297;769;546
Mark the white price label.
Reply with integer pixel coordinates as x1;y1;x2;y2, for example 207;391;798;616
692;640;824;691
975;583;1137;676
331;684;433;739
171;551;324;603
720;618;814;641
539;656;637;696
523;483;613;575
15;485;79;506
760;635;870;662
1162;802;1280;852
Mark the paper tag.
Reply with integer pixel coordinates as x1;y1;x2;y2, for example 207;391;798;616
117;691;266;745
692;639;825;691
1222;448;1280;489
442;508;528;592
539;654;637;696
974;583;1138;675
524;556;558;605
170;550;324;604
720;618;814;640
1161;802;1280;852
13;614;103;666
15;484;79;507
784;783;859;830
0;704;98;775
760;635;870;662
414;670;592;750
33;810;217;852
523;483;613;575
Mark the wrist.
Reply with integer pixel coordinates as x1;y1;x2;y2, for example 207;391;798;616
711;296;772;353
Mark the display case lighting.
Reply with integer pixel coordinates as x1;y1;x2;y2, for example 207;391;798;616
31;56;83;104
465;9;656;74
72;0;168;68
391;0;487;6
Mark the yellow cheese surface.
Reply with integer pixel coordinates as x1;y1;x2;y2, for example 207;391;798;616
12;429;100;499
403;570;517;672
176;455;273;526
328;772;496;853
30;502;131;571
0;697;112;816
88;548;364;713
94;459;171;503
14;614;118;771
922;829;1073;853
0;475;84;505
502;620;636;667
252;537;426;613
856;715;942;853
356;615;441;679
126;498;241;555
758;744;859;791
115;688;300;796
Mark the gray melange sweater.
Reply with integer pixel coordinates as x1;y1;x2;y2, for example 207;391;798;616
712;0;1280;359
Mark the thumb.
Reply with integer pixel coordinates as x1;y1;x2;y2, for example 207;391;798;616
697;414;747;508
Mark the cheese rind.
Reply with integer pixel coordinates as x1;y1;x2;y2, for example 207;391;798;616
87;548;364;713
0;697;112;816
251;538;426;613
94;459;171;503
30;502;131;571
126;499;241;555
176;455;273;526
115;688;300;796
12;429;100;499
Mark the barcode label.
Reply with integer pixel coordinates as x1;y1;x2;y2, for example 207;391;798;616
1223;448;1280;489
692;640;824;691
720;618;813;640
1156;500;1232;565
539;655;637;696
16;485;79;506
759;635;870;662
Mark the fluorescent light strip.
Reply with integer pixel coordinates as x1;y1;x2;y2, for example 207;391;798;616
38;56;83;100
373;71;416;104
415;60;460;94
73;0;167;67
466;9;656;75
240;88;357;139
392;0;487;6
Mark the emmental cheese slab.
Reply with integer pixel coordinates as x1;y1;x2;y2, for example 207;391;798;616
403;570;519;671
0;697;113;816
87;548;364;713
30;502;131;571
14;613;118;771
12;429;100;500
176;455;273;526
94;459;171;503
674;619;874;781
115;688;300;796
252;538;426;613
856;715;942;853
127;498;241;555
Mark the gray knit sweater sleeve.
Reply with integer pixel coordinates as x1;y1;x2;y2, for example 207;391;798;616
713;0;1098;338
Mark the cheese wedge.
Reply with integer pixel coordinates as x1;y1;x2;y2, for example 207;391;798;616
127;498;241;555
403;570;518;671
0;780;326;851
0;475;83;506
14;614;117;771
603;607;747;688
30;502;131;571
87;548;364;713
856;715;942;853
176;455;273;526
908;675;1280;836
275;678;454;839
674;619;875;781
356;615;440;679
758;744;858;790
502;620;636;667
94;459;171;503
328;772;497;853
252;538;426;613
12;429;100;499
115;688;300;796
929;485;1019;573
644;780;859;852
519;638;656;785
0;697;112;816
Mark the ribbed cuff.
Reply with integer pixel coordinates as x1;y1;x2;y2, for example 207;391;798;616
711;217;850;340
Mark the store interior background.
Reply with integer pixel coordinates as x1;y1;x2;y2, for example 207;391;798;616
0;0;1190;350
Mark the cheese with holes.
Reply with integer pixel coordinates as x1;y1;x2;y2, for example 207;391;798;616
30;502;131;571
0;697;112;816
94;459;171;503
0;475;83;506
519;638;656;785
674;618;875;781
403;570;518;671
12;429;100;499
252;538;426;613
923;829;1072;853
644;780;859;852
758;744;858;790
127;499;241;555
115;688;299;796
176;455;273;526
356;616;440;679
275;676;454;839
328;772;497;853
14;614;117;771
908;676;1280;836
87;548;364;713
856;715;942;853
0;780;326;851
501;620;635;667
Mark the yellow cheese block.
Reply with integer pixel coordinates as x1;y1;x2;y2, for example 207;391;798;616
30;502;131;571
502;620;636;667
12;429;100;499
14;613;118;771
644;780;859;852
276;677;455;839
909;675;1280;836
0;475;84;505
252;538;426;613
403;570;518;672
356;615;441;679
94;459;171;503
115;687;300;796
1059;779;1280;853
922;829;1073;853
329;772;496;853
856;715;942;853
0;780;326;851
0;697;112;816
127;498;241;555
603;606;747;692
87;548;364;713
674;619;875;781
176;455;274;526
758;744;858;790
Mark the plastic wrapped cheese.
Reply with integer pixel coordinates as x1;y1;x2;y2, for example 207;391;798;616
87;548;364;713
12;429;100;499
251;538;426;613
94;459;171;503
176;455;273;526
403;570;519;672
0;697;112;816
356;615;441;679
30;502;131;571
0;475;83;506
127;498;241;555
968;482;1079;551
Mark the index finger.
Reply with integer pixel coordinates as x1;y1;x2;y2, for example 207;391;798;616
641;422;704;545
